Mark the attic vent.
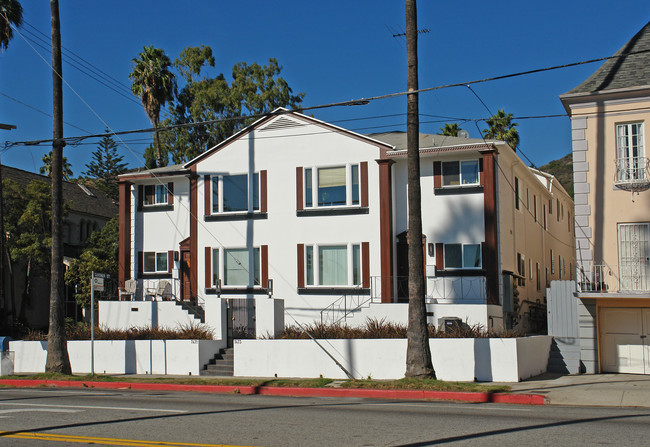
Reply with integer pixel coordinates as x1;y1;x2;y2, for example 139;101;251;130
259;116;304;132
77;184;96;197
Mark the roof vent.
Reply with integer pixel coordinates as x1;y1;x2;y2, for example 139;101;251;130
259;116;304;132
77;184;96;197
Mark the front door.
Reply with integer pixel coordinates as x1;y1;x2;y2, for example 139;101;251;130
395;232;427;303
180;250;192;302
618;223;650;292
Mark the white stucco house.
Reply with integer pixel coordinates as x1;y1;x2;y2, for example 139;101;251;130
116;109;574;336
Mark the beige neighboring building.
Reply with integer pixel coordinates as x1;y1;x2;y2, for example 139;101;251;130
560;22;650;374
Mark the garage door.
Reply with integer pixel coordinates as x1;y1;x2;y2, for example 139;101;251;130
600;308;650;374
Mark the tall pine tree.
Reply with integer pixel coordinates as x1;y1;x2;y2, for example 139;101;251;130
83;133;127;200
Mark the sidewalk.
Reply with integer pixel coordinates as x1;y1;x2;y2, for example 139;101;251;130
504;373;650;408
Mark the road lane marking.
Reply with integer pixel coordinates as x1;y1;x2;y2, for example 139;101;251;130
0;402;186;413
0;408;81;414
0;431;260;447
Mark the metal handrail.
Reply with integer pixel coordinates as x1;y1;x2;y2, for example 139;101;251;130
614;156;650;188
320;286;372;325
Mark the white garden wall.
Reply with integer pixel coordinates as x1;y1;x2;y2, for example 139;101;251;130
8;339;225;376
99;301;205;332
234;336;551;382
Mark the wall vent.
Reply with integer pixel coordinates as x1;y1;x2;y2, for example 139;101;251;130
259;116;304;132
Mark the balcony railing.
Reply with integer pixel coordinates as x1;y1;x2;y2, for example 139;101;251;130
614;156;650;191
369;275;487;303
576;264;650;293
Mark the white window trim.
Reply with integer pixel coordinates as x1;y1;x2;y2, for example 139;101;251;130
441;160;480;188
143;251;168;273
304;163;360;209
211;173;260;214
616;122;646;182
443;243;482;270
143;184;168;206
304;243;362;287
212;246;261;287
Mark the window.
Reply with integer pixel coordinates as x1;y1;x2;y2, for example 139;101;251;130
304;244;361;286
514;177;520;210
212;248;260;287
551;249;555;274
444;243;481;269
543;204;547;230
533;195;538;222
616;122;646;183
549;199;553;215
529;258;533;280
144;184;168;206
442;160;479;187
212;173;259;213
304;164;360;208
536;262;541;291
144;251;168;273
557;199;560;222
517;253;525;286
526;188;530;209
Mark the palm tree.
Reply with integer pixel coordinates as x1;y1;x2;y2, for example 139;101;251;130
129;46;175;168
40;150;73;180
439;123;460;137
482;109;519;150
0;0;22;51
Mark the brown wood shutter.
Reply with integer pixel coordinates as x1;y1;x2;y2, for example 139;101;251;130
137;251;143;278
168;250;174;273
435;243;444;271
204;175;211;216
137;185;144;211
478;158;484;186
433;161;442;189
260;170;268;213
204;246;211;288
261;245;268;286
296;167;303;211
362;242;370;288
360;162;368;207
297;243;305;288
167;182;174;205
481;242;486;268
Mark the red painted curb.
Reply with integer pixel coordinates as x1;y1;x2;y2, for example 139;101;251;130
0;380;545;405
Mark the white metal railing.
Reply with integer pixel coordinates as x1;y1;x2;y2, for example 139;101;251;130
368;275;487;303
320;286;378;325
136;278;204;307
576;264;650;293
614;156;650;189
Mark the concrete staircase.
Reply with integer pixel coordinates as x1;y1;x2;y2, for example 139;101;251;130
201;348;234;376
176;300;205;323
547;338;581;374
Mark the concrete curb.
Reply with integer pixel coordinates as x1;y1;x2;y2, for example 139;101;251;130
0;379;546;405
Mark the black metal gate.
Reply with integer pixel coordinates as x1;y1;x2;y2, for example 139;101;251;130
227;298;256;347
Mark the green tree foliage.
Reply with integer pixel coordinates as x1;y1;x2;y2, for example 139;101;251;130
439;123;460;137
83;133;128;200
129;46;176;168
0;0;22;50
40;150;73;181
482;109;519;150
160;50;305;164
64;218;118;308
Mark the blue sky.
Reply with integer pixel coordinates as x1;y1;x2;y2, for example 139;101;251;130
1;1;649;176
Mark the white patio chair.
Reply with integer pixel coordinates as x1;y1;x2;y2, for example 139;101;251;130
147;280;172;301
119;279;137;301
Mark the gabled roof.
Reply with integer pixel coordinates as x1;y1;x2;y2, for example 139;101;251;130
184;108;394;168
367;131;488;151
562;21;650;97
1;165;117;219
118;163;189;180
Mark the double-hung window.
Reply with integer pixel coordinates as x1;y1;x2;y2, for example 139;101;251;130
212;247;261;287
443;243;481;269
144;251;168;273
144;184;168;206
304;244;361;286
441;160;479;187
616;122;645;183
212;173;259;213
304;164;360;208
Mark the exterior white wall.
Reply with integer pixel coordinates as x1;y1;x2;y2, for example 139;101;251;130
234;336;551;382
9;340;225;375
194;118;386;324
99;301;203;331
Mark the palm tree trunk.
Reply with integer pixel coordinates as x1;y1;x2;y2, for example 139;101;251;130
153;117;163;168
404;0;434;378
45;0;71;374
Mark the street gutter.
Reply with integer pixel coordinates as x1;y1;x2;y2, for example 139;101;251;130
0;379;546;405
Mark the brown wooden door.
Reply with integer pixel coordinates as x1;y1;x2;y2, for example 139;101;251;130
180;250;191;301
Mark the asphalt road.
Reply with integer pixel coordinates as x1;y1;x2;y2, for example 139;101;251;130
0;388;648;446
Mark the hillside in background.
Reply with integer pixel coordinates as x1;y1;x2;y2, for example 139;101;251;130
539;153;573;198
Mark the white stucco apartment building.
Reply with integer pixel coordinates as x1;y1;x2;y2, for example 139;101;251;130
117;110;574;333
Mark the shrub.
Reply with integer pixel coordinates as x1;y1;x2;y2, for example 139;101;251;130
24;321;214;341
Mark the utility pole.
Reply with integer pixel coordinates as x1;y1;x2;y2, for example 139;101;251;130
404;0;435;378
45;0;71;374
